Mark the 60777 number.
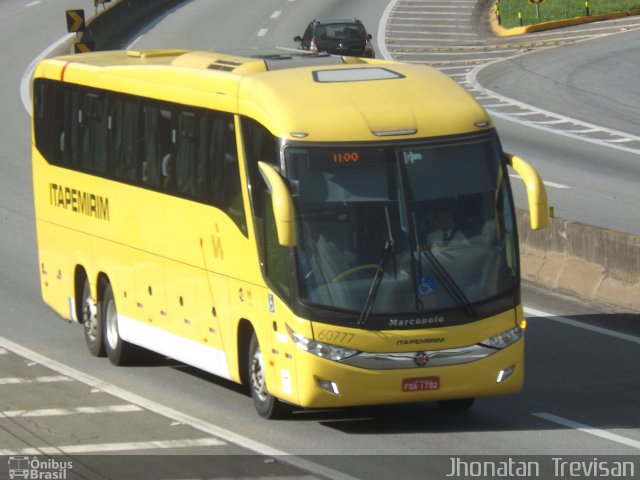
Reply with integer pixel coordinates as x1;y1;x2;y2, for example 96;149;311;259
316;329;355;344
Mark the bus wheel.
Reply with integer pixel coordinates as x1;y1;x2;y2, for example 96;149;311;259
102;282;138;366
81;278;105;357
248;332;289;419
437;398;475;411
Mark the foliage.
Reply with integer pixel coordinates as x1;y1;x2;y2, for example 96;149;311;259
496;0;640;29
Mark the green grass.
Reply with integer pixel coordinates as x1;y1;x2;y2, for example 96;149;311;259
496;0;640;29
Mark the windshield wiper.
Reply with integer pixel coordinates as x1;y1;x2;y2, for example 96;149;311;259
357;206;396;326
411;214;476;318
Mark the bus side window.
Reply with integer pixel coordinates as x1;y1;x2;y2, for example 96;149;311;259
81;92;108;174
240;117;279;216
108;96;141;183
175;111;198;196
211;115;246;234
66;88;83;168
239;116;290;297
33;79;60;165
141;104;171;189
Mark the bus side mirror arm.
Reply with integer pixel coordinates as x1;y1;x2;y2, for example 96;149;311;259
258;162;297;247
505;153;549;230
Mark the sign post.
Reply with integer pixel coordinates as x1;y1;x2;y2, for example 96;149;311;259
95;0;112;14
528;0;544;19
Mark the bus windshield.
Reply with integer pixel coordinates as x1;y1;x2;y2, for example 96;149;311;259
284;134;518;320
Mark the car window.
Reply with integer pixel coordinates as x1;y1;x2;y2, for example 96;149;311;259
303;23;313;43
342;27;363;40
315;25;328;40
321;23;365;40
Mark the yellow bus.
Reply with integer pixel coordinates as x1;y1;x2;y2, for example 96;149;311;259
32;49;547;418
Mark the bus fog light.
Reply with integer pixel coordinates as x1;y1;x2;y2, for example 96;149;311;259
496;365;515;383
315;377;340;395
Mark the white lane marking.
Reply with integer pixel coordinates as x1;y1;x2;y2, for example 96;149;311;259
467;60;640;155
0;375;72;385
271;10;281;19
533;412;640;451
257;28;268;37
21;33;75;115
0;336;359;480
0;348;7;354
2;404;143;418
497;115;623;148
509;174;570;190
128;34;144;48
542;181;570;189
524;307;640;345
378;0;400;60
393;12;471;17
25;1;41;6
0;438;226;456
392;44;499;51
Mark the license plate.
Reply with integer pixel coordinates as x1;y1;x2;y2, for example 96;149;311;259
402;376;440;392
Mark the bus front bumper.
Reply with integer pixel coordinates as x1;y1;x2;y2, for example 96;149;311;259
272;339;524;409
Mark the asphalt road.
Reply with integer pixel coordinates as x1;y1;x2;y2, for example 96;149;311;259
1;1;639;479
477;28;640;139
475;27;640;234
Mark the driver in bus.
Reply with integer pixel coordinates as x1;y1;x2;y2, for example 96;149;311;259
426;198;469;249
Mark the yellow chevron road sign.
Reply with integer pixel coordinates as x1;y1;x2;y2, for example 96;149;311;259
66;9;86;32
74;42;95;53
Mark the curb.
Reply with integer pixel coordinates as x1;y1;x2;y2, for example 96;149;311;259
490;4;640;36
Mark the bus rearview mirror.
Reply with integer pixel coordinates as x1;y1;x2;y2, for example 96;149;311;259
505;153;548;230
258;162;297;247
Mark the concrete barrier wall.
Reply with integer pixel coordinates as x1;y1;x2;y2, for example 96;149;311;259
80;0;189;50
518;209;640;312
55;0;640;314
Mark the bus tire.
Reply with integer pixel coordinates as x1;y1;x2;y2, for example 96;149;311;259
102;282;138;366
437;398;475;411
81;277;105;357
248;332;290;419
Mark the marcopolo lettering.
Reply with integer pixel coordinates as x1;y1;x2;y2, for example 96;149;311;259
388;316;444;327
49;183;110;221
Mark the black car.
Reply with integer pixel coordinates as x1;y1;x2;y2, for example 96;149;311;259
294;18;375;58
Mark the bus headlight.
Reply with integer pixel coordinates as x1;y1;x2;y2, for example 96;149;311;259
480;326;523;349
286;324;360;362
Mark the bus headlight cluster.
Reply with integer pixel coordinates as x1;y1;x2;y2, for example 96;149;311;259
480;326;523;349
286;324;359;362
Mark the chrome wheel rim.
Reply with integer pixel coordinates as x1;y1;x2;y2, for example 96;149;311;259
250;347;268;402
104;299;119;350
82;295;99;341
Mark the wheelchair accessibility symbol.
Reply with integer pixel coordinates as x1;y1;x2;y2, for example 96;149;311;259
418;275;436;296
